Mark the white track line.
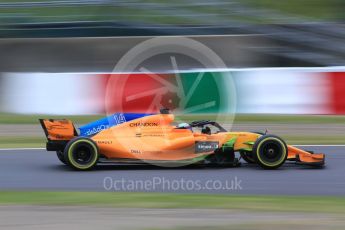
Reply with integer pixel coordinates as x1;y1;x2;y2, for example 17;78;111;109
0;145;344;151
15;66;344;75
0;148;45;151
295;145;345;147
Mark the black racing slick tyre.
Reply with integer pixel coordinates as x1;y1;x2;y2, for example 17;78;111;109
240;151;255;164
56;151;67;165
63;137;99;171
252;135;288;169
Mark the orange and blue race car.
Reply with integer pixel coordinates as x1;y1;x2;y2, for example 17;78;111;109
39;109;325;170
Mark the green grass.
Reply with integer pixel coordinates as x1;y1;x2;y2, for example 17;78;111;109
2;113;345;125
0;191;344;213
0;4;200;25
235;114;345;124
283;135;345;145
1;113;345;147
1;135;345;148
0;136;45;148
1;136;344;148
0;0;342;26
241;0;344;21
0;113;103;125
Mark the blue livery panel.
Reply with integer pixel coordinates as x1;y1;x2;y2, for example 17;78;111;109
79;113;152;136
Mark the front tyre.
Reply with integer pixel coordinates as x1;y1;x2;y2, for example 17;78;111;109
63;137;99;170
253;135;287;169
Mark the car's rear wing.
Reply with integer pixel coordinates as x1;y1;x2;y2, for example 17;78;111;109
39;119;78;151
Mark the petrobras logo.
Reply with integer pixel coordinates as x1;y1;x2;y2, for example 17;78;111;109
195;141;219;153
129;122;159;127
85;124;109;136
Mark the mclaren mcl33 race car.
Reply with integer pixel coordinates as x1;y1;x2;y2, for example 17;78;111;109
39;110;325;170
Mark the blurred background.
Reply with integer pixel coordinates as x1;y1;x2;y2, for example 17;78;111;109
0;0;344;71
0;2;345;230
0;0;344;147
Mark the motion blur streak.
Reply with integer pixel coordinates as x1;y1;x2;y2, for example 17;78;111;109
0;73;103;115
1;68;344;115
0;1;344;68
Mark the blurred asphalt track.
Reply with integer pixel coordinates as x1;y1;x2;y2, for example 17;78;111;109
0;146;344;195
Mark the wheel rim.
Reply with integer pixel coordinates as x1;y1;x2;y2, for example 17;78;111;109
260;141;283;164
71;144;94;165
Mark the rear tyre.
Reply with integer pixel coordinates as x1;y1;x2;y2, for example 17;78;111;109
240;151;255;164
56;151;67;165
63;137;99;170
253;135;287;169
